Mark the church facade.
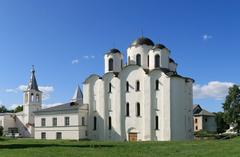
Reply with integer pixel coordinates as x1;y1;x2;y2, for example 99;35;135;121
83;37;194;141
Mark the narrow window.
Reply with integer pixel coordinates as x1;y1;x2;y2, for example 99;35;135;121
56;132;62;139
147;55;149;67
93;116;97;130
195;119;198;124
195;126;198;130
136;103;140;117
136;54;141;66
41;132;46;139
108;83;112;93
126;81;129;92
36;94;40;102
109;58;113;71
155;116;159;130
109;116;112;130
156;80;159;90
31;93;34;102
82;117;85;126
126;103;130;116
52;118;57;126
65;117;70;126
136;81;140;91
41;118;46;127
155;54;160;68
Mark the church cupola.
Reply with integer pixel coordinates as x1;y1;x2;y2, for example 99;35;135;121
127;37;154;69
71;85;83;103
23;66;42;125
104;48;123;73
148;43;170;70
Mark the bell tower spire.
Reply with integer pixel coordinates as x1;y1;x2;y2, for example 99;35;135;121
23;66;42;132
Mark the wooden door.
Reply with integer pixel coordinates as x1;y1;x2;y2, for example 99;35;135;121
128;133;137;141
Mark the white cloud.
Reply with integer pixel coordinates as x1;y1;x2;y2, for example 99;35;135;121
202;34;213;40
9;104;22;110
42;103;62;109
193;81;234;100
71;59;79;64
83;55;95;59
5;85;54;101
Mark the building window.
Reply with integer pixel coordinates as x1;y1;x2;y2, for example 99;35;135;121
108;83;112;93
52;118;57;126
56;132;62;140
136;81;140;91
109;58;113;71
147;55;149;67
65;117;70;126
195;119;198;124
82;117;85;126
93;116;97;130
109;116;112;130
155;116;159;130
41;132;46;139
41;118;46;127
31;93;34;102
155;54;160;68
126;81;129;92
136;103;141;117
36;94;40;102
195;126;198;130
205;118;208;122
136;54;141;66
126;103;130;117
156;80;159;90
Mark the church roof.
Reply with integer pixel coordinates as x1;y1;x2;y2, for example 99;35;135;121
71;85;83;102
193;104;215;116
27;66;41;92
130;37;154;47
33;102;81;115
106;48;121;55
152;44;166;50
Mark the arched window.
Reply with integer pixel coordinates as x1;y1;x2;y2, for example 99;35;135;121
126;103;130;116
155;54;160;68
108;83;112;93
31;93;34;102
156;80;159;90
36;94;40;102
109;116;112;130
82;117;85;126
136;54;141;66
136;81;140;91
126;81;129;92
109;58;113;71
136;103;140;117
147;55;149;67
93;116;97;130
155;116;159;130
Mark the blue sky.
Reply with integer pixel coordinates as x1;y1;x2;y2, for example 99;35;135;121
0;0;239;112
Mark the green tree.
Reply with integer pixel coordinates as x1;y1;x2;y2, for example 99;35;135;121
0;105;8;113
215;112;228;133
14;105;23;113
223;85;240;131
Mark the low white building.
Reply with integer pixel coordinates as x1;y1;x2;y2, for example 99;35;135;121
34;86;88;140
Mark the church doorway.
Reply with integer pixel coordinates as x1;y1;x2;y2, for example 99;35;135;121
128;133;137;141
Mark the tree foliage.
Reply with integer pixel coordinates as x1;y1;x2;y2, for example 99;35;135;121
0;105;8;113
214;112;228;133
223;85;240;131
14;105;23;113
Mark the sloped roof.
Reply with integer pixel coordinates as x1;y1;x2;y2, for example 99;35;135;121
27;66;41;92
193;104;215;116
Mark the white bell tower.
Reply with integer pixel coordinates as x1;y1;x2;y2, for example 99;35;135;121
23;65;42;125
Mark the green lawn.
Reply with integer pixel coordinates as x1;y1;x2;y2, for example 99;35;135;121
0;137;240;157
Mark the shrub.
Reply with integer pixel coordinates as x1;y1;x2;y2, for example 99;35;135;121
0;126;3;136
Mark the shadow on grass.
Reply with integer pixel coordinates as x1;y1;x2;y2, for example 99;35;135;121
0;144;114;149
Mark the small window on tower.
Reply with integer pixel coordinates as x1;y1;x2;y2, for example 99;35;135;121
156;80;159;90
31;93;34;102
109;58;113;71
126;81;129;92
108;83;112;93
136;103;141;117
136;81;140;91
155;54;160;68
136;54;141;66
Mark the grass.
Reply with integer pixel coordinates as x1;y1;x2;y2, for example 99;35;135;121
1;137;240;157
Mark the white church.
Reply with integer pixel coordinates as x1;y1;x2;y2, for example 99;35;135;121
0;37;194;141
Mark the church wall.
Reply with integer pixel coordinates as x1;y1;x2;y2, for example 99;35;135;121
0;115;16;135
